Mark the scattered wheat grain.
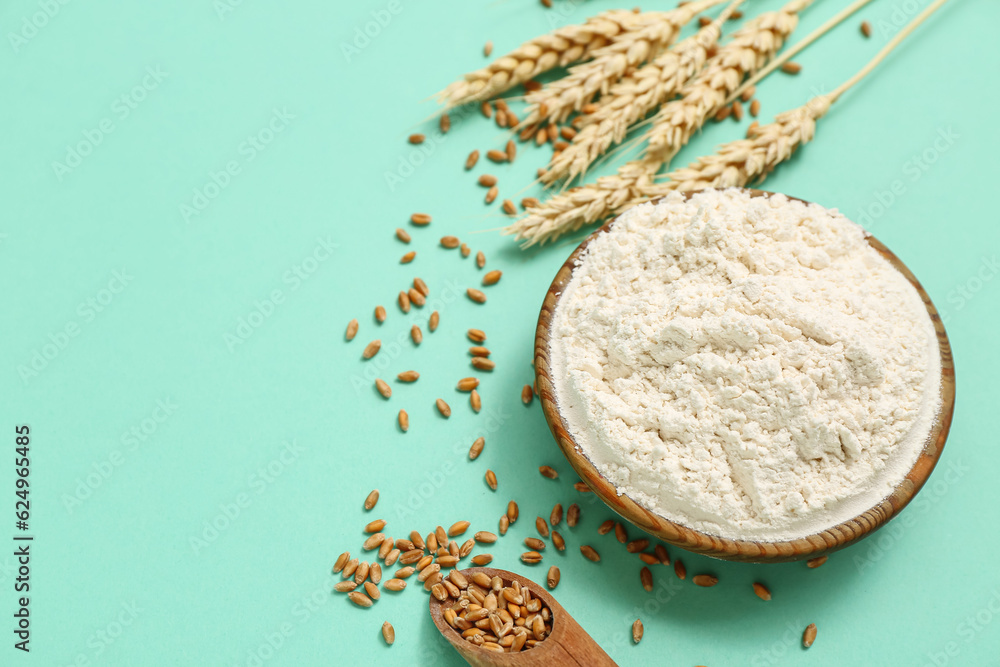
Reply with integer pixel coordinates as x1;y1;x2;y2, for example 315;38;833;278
363;340;381;359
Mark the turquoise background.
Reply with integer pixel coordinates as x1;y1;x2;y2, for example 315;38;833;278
2;0;998;665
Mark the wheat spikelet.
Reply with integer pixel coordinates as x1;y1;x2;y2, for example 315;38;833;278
541;5;738;185
520;0;726;126
437;10;641;109
503;158;661;246
642;96;831;195
642;0;812;165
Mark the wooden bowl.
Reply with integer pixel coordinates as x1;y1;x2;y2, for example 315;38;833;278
533;189;956;563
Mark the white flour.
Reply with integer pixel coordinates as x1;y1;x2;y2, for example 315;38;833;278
550;189;940;541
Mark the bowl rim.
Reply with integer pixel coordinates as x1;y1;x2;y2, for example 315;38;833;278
533;188;956;563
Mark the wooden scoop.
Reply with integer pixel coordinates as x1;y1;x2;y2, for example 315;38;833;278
429;567;618;666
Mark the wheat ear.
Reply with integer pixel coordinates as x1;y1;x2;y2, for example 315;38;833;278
642;97;830;195
642;0;813;165
502;158;661;246
642;0;949;197
436;10;641;109
519;0;726;127
541;0;742;185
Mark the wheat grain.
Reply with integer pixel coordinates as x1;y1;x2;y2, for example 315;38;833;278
471;357;495;371
363;340;381;359
333;551;351;573
436;398;452;417
803;623;817;648
566;504;580;527
438;10;645;108
640;567;653;592
654;544;669;565
469;437;485;460
348;591;373;608
693;574;718;587
521;0;726;126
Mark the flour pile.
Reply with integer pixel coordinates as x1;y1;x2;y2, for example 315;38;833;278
550;189;940;540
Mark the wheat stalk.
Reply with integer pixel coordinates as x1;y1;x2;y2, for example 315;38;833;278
519;0;726;127
436;10;641;109
541;0;742;185
503;158;661;246
642;0;812;165
642;96;830;195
